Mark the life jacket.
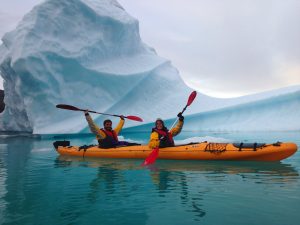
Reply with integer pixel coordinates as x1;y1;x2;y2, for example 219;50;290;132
152;128;174;148
98;128;119;148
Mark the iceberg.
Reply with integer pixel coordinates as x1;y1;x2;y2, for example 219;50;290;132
0;0;181;133
0;0;299;134
186;89;300;132
127;88;300;132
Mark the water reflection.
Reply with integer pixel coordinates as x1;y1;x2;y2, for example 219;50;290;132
148;169;207;219
56;156;299;178
55;156;299;221
0;137;34;225
87;166;123;201
55;156;150;224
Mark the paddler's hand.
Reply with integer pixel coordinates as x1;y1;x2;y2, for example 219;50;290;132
120;115;125;120
84;110;89;116
177;112;184;121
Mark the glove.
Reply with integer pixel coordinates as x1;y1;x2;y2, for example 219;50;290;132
84;110;89;116
120;115;125;120
177;112;184;121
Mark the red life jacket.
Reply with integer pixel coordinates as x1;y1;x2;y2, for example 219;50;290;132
101;129;119;141
152;128;174;148
98;128;119;148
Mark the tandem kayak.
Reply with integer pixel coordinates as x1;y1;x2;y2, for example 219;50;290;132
53;140;298;161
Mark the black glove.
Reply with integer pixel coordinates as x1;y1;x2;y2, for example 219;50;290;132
177;112;184;121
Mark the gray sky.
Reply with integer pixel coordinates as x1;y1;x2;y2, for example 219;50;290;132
1;0;300;97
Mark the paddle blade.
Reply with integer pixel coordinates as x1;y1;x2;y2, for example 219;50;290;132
187;91;197;106
141;148;159;166
56;104;81;111
126;115;143;122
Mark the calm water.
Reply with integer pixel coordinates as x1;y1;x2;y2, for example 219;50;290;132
0;131;299;225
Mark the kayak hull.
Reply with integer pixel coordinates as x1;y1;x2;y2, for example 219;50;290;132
54;141;298;161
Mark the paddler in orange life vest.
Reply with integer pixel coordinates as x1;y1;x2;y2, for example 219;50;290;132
148;113;184;148
84;110;125;148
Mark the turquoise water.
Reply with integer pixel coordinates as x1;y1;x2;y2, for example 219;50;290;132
0;131;299;225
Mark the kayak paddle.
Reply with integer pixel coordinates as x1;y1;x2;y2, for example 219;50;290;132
142;91;197;166
56;104;143;122
141;147;159;166
169;90;197;129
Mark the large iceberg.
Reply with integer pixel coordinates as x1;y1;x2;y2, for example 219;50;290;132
0;0;186;133
0;0;299;134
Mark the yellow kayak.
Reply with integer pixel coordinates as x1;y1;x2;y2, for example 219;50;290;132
53;141;298;161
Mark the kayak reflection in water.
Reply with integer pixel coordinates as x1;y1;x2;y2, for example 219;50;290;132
84;110;140;148
148;112;184;148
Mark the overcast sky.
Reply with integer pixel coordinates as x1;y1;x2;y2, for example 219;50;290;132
1;0;300;97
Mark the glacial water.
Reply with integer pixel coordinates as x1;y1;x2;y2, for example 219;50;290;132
0;131;299;225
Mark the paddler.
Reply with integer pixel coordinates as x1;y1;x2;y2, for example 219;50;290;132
148;113;184;148
84;110;135;148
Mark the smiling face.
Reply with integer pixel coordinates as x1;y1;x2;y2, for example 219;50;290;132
155;120;164;130
104;121;112;131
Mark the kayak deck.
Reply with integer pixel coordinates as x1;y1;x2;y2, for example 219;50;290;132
53;141;298;161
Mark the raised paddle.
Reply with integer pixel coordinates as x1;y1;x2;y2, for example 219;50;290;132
169;90;197;129
142;91;197;166
56;104;143;122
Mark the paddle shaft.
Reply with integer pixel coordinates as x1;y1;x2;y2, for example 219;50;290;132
83;109;119;117
56;104;143;121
